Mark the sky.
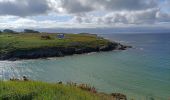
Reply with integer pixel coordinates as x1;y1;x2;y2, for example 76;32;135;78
0;0;170;33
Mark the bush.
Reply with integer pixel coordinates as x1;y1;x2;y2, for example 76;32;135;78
3;29;15;33
24;29;40;33
41;35;51;40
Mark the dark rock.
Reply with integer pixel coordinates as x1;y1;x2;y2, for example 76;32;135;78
0;42;131;60
111;93;127;100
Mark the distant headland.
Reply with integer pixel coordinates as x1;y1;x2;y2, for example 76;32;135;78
0;29;131;60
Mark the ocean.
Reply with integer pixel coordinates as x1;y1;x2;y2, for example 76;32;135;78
0;33;170;100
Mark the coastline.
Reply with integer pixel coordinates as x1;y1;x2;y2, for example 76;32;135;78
0;33;131;61
0;33;130;99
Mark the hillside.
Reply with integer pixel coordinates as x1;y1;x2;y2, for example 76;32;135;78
0;80;126;100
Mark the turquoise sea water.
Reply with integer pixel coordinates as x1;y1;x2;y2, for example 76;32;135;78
0;34;170;100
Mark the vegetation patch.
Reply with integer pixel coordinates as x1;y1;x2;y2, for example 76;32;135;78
0;80;126;100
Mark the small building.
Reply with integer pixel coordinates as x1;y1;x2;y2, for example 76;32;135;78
57;34;65;39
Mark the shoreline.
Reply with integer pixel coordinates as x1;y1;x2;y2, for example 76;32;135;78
0;44;131;61
0;33;131;61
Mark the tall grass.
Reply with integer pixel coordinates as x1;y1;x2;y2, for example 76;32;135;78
0;81;114;100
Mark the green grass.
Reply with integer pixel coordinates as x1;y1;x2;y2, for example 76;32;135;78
0;33;111;54
0;81;114;100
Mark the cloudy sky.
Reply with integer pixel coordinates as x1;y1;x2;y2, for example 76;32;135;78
0;0;170;33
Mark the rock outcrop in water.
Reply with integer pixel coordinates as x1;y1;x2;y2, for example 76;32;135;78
0;42;131;61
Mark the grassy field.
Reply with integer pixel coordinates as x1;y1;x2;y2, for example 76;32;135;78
0;81;115;100
0;33;111;54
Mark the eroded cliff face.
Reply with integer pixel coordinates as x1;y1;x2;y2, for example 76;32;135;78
0;42;131;60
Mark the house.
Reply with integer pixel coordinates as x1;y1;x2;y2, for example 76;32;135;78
57;34;65;39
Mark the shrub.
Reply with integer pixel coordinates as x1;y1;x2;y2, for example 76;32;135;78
24;29;40;33
3;29;15;33
41;35;51;40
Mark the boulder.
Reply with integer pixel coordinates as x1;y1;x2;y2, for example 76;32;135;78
111;93;127;100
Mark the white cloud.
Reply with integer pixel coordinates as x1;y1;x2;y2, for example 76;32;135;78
71;8;170;25
0;0;169;29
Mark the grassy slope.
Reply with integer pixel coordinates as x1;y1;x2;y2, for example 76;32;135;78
0;33;110;54
0;81;114;100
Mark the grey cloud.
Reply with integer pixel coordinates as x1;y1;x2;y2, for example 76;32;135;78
59;0;158;14
0;0;50;17
91;0;157;11
0;0;160;17
61;0;93;13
